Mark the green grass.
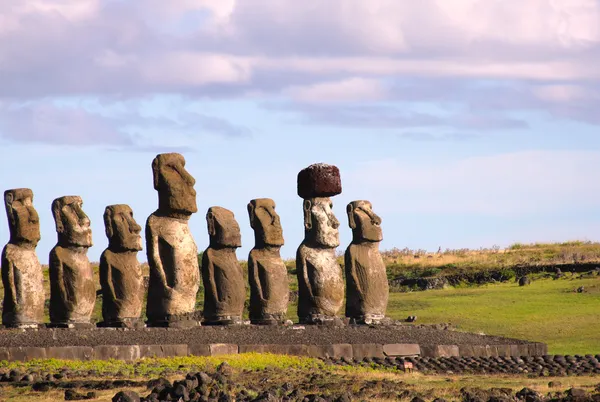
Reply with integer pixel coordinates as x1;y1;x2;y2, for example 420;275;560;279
385;276;600;355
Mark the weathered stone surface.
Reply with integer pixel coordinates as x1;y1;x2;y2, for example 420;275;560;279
100;205;144;328
138;344;188;359
239;344;309;356
8;347;47;361
345;200;388;324
297;166;343;326
352;344;384;359
46;346;94;360
210;344;239;355
307;344;353;359
247;198;289;325
1;189;45;328
297;163;342;199
49;196;95;326
146;153;200;327
202;207;245;325
93;345;140;361
421;345;459;358
383;344;421;357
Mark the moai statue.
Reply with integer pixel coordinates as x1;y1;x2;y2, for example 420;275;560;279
296;163;344;325
49;196;96;328
247;198;289;325
345;201;389;324
202;206;245;325
99;205;144;328
1;189;45;328
146;153;200;327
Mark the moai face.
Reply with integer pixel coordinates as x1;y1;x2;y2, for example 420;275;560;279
52;196;93;248
347;200;383;243
207;207;242;248
152;153;197;217
304;197;340;248
248;198;284;248
4;188;40;246
104;204;143;252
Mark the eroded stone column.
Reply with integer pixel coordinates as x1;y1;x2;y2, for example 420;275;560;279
345;200;389;324
202;206;245;325
49;196;95;328
296;163;344;325
146;153;200;328
99;204;144;328
247;198;289;325
1;189;45;328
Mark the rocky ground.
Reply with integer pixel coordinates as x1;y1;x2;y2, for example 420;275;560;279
0;324;529;348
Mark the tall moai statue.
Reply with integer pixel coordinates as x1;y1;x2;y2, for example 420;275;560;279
296;163;345;325
247;198;289;325
146;153;200;327
1;189;45;328
49;196;96;328
345;201;389;324
202;206;245;325
99;205;144;328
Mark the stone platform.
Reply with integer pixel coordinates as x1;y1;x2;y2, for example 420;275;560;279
0;325;547;362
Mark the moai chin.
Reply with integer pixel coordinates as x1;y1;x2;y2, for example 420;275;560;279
345;200;389;324
247;198;289;325
146;153;200;327
296;163;345;325
49;195;96;328
99;204;144;328
1;189;45;328
202;206;245;325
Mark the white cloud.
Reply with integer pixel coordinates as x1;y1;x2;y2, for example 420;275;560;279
284;78;387;103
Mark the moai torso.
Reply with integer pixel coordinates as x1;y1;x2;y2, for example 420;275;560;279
345;201;389;323
1;188;45;328
49;245;96;324
99;204;144;326
1;244;45;327
295;163;344;324
146;214;200;318
247;198;289;324
145;153;200;326
49;196;95;326
202;206;245;325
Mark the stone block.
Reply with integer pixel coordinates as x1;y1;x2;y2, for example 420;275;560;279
0;348;10;361
496;345;511;357
458;345;475;357
352;344;384;360
8;347;47;361
383;344;421;357
485;345;499;357
46;347;94;360
307;344;353;359
471;345;488;357
139;345;165;359
210;344;238;356
161;345;189;357
93;345;140;361
188;344;211;356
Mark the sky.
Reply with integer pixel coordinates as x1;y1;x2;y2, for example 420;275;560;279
1;0;600;263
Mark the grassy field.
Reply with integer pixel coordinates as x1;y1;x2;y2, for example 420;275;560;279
0;354;599;401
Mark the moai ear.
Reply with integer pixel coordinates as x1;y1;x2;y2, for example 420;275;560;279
347;203;356;229
103;207;114;239
207;211;216;236
247;202;255;229
303;199;312;231
52;200;64;233
4;192;15;226
152;157;160;190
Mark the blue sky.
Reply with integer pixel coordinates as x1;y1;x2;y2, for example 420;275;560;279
1;1;600;262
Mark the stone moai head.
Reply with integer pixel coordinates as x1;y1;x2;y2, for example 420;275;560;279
4;188;40;247
104;204;143;252
248;198;284;248
207;206;242;249
298;163;342;249
347;200;383;243
52;196;92;248
152;153;197;218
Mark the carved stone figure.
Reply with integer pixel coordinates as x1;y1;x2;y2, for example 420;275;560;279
345;200;389;324
296;164;344;325
146;153;200;327
202;206;245;325
99;205;144;328
1;189;45;328
247;198;289;325
49;196;95;328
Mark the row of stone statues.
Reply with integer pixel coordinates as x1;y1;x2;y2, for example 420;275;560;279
1;153;389;328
